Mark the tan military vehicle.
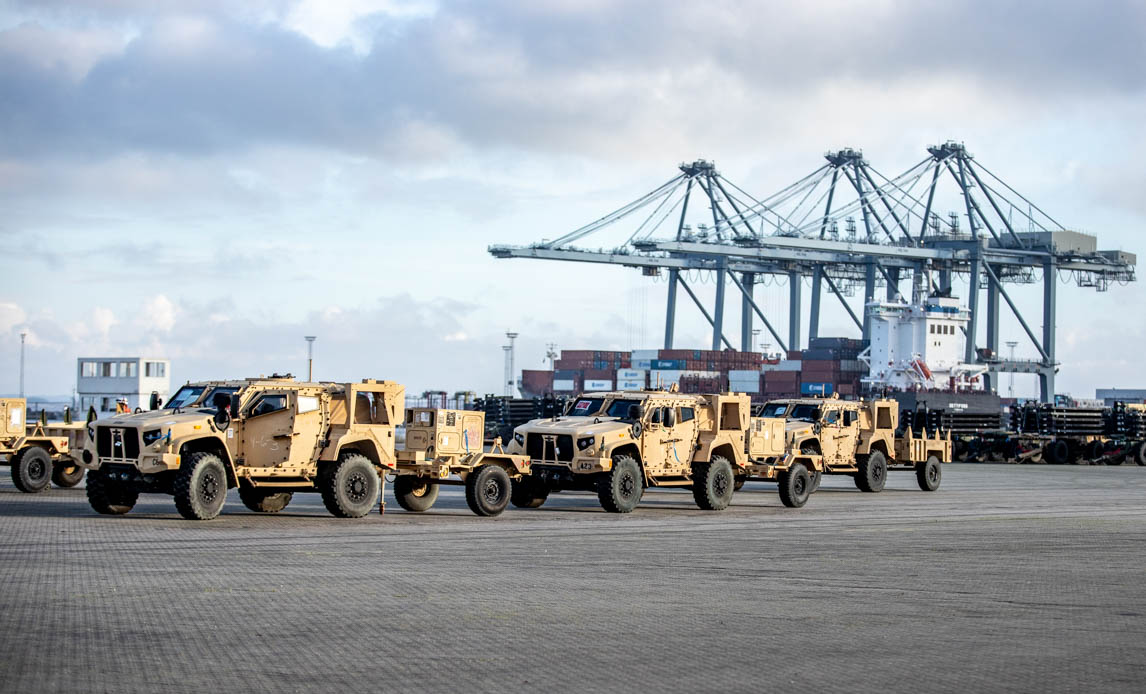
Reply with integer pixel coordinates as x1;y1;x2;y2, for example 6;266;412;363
392;408;533;516
506;387;758;513
79;377;404;521
753;395;951;499
1;398;86;493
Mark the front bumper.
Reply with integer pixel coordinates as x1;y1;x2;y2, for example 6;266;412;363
80;450;179;473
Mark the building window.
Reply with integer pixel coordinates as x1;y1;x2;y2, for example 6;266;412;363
118;362;137;378
81;362;97;378
100;397;112;411
101;362;115;377
146;362;166;378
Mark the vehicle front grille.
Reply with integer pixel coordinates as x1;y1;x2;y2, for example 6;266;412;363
555;435;574;462
526;433;544;460
526;433;575;462
97;426;139;459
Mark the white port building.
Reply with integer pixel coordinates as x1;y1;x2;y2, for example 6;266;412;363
77;357;171;415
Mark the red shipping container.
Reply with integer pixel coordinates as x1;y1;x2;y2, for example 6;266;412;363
583;368;615;380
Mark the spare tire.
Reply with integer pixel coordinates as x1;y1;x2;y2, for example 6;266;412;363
1044;439;1070;466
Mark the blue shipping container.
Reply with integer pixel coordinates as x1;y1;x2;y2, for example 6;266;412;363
652;359;686;369
800;382;834;396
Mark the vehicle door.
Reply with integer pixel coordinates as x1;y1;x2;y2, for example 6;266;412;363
819;407;846;467
641;405;669;472
239;391;321;468
666;404;699;470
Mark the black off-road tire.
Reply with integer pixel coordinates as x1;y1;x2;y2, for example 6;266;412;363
916;455;942;492
1135;441;1146;466
691;455;735;511
465;464;511;517
1044;439;1070;466
596;455;643;513
778;462;812;508
856;450;888;493
810;469;822;493
86;468;139;515
51;461;85;488
509;476;549;509
11;447;52;493
393;476;440;512
733;475;747;492
174;452;229;520
238;484;293;513
320;453;381;518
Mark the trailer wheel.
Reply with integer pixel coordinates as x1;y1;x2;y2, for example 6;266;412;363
174;452;229;520
51;461;85;488
238;484;293;513
510;476;549;509
916;456;942;491
856;451;887;493
810;469;822;492
465;464;511;517
1084;440;1105;463
691;455;734;511
86;468;138;515
320;453;381;518
596;455;643;513
1044;439;1070;466
1136;441;1146;466
393;476;440;512
11;447;53;493
733;474;747;492
778;462;811;508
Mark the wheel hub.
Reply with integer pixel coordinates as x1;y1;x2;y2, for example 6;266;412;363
794;477;806;496
482;479;502;503
619;473;636;498
200;473;219;502
347;473;367;501
713;472;729;496
29;460;47;479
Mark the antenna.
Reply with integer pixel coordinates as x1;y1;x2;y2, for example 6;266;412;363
304;336;316;381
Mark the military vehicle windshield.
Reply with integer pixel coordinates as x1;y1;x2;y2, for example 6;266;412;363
568;398;606;416
790;404;822;422
759;402;790;418
165;385;206;409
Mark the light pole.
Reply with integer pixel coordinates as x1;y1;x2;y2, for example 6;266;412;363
305;336;316;381
504;331;519;397
1006;340;1018;398
19;331;27;398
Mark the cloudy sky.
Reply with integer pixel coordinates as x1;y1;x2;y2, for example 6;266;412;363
2;0;1144;399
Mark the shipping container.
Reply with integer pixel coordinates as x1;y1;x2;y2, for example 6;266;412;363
616;368;646;381
800;382;834;396
728;369;761;380
584;379;613;391
554;369;581;380
631;349;659;360
652;359;686;369
553;379;578;392
583;368;614;380
633;359;652;370
561;350;594;360
617;380;645;391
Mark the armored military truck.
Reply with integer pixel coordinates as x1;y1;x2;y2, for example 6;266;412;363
79;378;404;520
754;395;951;496
392;408;533;516
1;398;86;492
506;387;759;513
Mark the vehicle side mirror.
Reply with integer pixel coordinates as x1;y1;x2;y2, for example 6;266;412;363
149;392;161;410
230;394;241;418
664;408;677;427
627;404;640;420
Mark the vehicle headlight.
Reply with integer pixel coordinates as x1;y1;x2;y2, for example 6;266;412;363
514;432;525;446
142;429;163;445
577;436;595;451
